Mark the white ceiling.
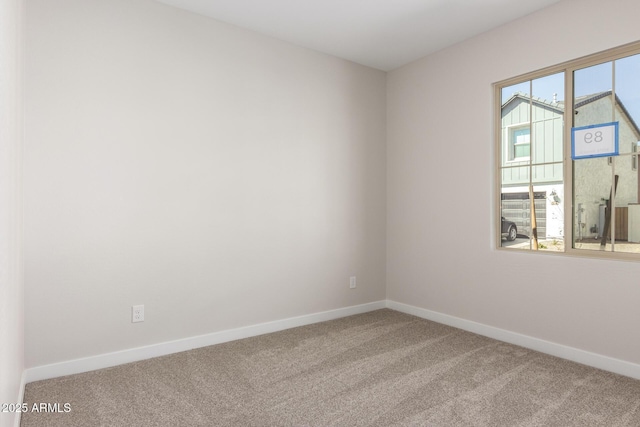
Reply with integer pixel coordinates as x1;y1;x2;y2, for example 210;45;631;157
155;0;561;71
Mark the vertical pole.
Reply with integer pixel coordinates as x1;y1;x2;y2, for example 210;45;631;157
528;81;534;250
600;174;619;249
529;184;538;250
611;62;616;251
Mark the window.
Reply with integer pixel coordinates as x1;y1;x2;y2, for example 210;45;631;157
498;73;564;251
510;126;530;161
496;41;640;259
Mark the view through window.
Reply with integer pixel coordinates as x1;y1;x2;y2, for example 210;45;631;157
572;54;640;254
497;43;640;258
499;73;564;251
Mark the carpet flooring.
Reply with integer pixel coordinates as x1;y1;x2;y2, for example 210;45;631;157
21;309;640;426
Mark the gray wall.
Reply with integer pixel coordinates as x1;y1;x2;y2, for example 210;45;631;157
387;0;640;365
0;1;24;426
24;0;387;368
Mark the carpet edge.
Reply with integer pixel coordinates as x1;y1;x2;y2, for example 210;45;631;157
24;301;387;384
386;299;640;380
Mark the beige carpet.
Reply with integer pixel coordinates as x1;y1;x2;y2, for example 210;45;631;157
21;309;640;426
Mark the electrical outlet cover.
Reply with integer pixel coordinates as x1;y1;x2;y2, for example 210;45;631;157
132;305;144;323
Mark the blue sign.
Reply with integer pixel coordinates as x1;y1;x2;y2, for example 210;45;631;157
572;122;619;160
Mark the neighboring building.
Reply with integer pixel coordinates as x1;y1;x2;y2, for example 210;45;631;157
572;92;640;241
501;91;640;240
500;92;564;239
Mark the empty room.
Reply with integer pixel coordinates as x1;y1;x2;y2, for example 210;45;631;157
3;0;640;425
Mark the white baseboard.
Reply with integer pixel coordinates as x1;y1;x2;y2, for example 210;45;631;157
386;300;640;380
24;301;386;384
24;299;640;386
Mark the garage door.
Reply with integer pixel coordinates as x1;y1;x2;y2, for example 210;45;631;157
501;192;547;239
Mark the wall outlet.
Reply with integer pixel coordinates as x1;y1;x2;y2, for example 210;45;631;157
349;276;357;289
132;305;144;323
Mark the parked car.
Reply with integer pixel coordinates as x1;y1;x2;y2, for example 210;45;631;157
501;217;517;241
